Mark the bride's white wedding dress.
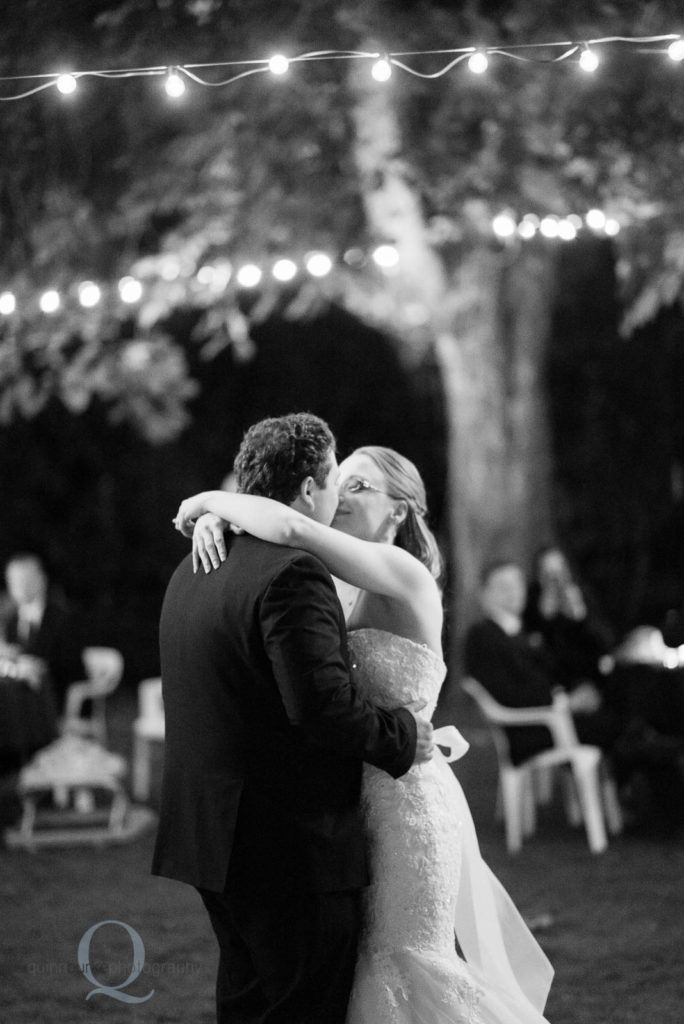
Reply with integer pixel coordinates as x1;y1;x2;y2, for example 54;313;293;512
346;628;553;1024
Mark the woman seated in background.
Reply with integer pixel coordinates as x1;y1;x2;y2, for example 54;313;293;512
523;544;616;694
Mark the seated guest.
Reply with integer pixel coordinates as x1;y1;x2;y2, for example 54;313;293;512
524;544;615;691
464;558;622;766
2;553;84;712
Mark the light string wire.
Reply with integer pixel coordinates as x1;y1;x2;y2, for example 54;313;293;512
0;34;680;100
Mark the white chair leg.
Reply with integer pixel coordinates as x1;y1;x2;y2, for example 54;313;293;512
601;770;624;835
521;775;537;837
572;759;608;853
533;765;554;806
500;767;526;853
132;735;151;801
560;768;582;826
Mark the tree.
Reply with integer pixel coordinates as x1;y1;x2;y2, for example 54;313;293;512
2;0;684;655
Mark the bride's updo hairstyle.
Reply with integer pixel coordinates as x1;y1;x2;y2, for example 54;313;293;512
354;446;443;582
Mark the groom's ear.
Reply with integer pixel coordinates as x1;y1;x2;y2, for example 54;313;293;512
294;476;316;513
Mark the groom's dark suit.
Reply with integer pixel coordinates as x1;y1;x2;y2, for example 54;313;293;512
153;533;416;1023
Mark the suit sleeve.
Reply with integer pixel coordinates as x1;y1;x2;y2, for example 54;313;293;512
260;553;417;778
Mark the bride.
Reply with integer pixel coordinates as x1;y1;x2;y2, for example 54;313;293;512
174;445;553;1024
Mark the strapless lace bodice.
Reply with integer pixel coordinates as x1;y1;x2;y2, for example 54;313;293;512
348;628;446;721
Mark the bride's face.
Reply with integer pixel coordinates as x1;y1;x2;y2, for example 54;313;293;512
332;453;399;542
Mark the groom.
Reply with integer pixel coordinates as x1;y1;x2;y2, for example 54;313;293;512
152;412;433;1023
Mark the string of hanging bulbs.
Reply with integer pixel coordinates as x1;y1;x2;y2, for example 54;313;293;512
0;208;623;320
0;34;683;101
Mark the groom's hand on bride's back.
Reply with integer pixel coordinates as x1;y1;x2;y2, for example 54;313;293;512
405;700;434;763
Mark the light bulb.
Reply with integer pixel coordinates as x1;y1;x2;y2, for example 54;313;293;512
78;281;101;307
668;39;684;62
269;54;289;75
557;219;577;241
40;289;61;313
372;244;399;268
585;208;606;231
579;48;599;72
165;70;186;98
371;59;392;83
236;264;262;288
517;220;536;240
119;276;143;303
56;74;77;95
604;218;620;237
305;252;332;278
0;291;16;315
492;213;516;239
272;259;297;282
539;216;560;239
468;52;489;75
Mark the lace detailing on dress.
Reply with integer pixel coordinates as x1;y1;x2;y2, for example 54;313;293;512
347;629;483;1024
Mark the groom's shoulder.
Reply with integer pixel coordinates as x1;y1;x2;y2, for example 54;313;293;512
237;534;331;580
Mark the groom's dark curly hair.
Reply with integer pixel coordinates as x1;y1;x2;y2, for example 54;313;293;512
233;412;336;504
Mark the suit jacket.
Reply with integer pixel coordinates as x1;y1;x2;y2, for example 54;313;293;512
4;594;83;708
464;617;555;765
152;534;417;895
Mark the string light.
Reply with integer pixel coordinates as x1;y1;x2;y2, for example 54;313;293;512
268;54;290;75
119;276;143;303
579;47;600;72
372;244;399;268
39;289;60;313
236;264;262;288
0;211;635;317
56;73;78;95
78;281;101;307
467;51;489;74
305;252;332;277
272;258;297;282
371;58;392;82
165;69;186;98
668;38;684;61
0;291;16;315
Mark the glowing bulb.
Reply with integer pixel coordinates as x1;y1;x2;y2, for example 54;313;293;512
236;264;262;288
604;218;620;237
372;244;399;268
165;70;186;98
343;248;366;268
492;213;516;239
371;59;392;83
518;214;540;240
119;276;143;303
269;54;290;75
40;289;61;313
539;216;560;239
272;259;297;282
56;74;77;95
557;219;577;241
668;39;684;62
78;281;101;307
0;291;16;315
585;208;606;231
567;214;583;230
305;252;332;278
579;48;599;72
468;52;489;74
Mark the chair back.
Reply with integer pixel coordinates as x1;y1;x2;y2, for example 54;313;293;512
138;678;163;723
462;676;516;767
462;675;580;750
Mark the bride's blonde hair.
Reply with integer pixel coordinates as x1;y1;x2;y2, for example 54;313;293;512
354;446;443;581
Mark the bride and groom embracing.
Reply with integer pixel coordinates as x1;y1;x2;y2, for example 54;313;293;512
152;412;553;1024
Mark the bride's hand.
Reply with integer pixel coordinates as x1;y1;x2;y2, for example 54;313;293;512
193;513;228;574
173;493;212;537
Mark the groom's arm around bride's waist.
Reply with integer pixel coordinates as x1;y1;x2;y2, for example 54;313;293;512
261;552;417;778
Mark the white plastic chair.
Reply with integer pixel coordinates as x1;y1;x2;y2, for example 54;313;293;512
62;647;124;745
132;677;165;801
462;676;623;854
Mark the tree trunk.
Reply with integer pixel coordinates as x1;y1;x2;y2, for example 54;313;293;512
349;73;555;667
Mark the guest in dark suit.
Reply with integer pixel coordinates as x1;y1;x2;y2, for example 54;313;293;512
152;413;433;1024
464;558;621;765
2;552;83;711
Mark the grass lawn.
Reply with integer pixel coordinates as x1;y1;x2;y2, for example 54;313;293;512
1;686;683;1023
